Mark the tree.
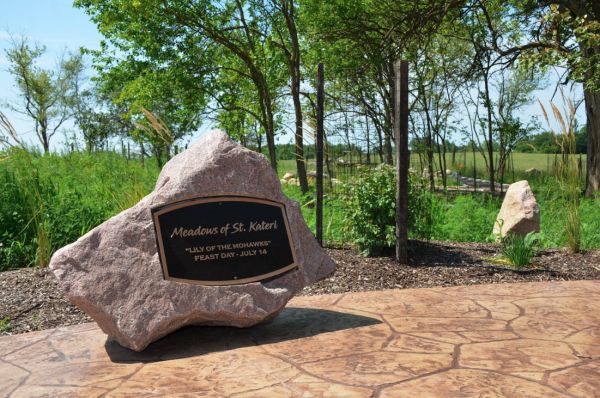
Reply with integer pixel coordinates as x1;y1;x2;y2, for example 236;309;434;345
72;88;130;153
5;37;83;153
473;0;600;195
67;56;125;153
411;30;472;190
300;0;466;167
264;0;310;192
493;67;540;187
76;0;294;171
78;24;210;163
115;65;206;166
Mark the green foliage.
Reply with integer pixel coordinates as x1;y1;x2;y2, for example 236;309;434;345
501;232;538;269
523;175;600;250
342;166;443;255
344;166;397;255
432;195;499;243
281;183;347;245
4;36;84;153
1;149;599;271
515;130;587;154
0;317;11;333
539;91;582;253
407;177;445;240
0;150;158;270
520;3;600;91
76;0;290;167
580;199;600;250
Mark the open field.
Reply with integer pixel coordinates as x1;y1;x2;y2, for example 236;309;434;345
410;151;587;177
279;152;587;177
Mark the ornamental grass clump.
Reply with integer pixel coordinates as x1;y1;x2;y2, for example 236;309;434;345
501;232;538;268
539;88;582;253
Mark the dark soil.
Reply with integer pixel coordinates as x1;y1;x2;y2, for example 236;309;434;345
304;241;600;295
1;240;599;336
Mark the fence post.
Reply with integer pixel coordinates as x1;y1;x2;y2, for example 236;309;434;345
394;60;409;264
316;63;324;246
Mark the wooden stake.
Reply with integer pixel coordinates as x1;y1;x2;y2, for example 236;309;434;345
395;60;409;264
316;63;324;246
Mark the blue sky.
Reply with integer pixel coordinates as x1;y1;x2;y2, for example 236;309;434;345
0;1;587;152
0;0;103;148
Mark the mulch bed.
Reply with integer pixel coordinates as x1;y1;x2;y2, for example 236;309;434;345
1;240;599;336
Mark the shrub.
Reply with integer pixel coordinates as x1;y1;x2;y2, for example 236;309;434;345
344;165;396;255
501;232;538;268
343;165;440;255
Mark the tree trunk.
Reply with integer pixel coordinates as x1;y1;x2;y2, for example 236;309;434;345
40;122;50;154
291;79;308;192
385;128;393;165
282;0;309;193
165;144;171;162
376;125;384;163
438;135;447;190
425;120;435;191
365;113;371;164
483;73;495;192
261;89;278;171
255;124;263;154
584;87;600;196
154;145;164;169
427;142;435;191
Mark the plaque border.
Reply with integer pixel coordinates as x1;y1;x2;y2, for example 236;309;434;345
151;195;298;286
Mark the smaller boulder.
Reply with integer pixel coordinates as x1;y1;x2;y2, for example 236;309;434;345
493;180;540;239
525;167;541;176
282;171;296;181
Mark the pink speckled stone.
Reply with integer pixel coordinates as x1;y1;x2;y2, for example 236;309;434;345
49;130;335;351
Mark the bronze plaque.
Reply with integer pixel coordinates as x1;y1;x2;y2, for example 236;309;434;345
151;196;297;285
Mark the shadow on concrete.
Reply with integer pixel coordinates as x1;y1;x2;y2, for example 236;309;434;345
105;307;381;363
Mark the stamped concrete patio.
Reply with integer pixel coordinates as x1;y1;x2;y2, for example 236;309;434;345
1;280;599;397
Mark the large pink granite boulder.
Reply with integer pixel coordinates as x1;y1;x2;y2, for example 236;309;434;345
49;130;335;351
493;180;540;239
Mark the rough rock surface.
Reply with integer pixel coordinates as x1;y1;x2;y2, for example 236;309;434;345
49;130;335;351
493;180;540;239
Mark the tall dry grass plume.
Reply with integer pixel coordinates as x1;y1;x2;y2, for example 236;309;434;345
134;107;174;150
539;88;582;253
